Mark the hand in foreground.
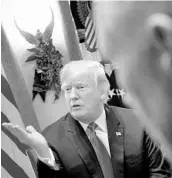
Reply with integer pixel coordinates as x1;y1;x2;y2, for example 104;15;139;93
2;123;50;158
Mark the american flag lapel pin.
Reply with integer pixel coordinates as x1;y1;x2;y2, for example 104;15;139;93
116;132;122;136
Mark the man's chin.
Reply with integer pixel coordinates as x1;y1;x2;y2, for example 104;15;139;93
71;111;84;120
71;112;81;118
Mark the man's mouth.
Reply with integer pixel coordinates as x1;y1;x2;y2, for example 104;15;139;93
71;104;81;109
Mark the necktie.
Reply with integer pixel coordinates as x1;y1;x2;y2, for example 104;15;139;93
86;122;114;178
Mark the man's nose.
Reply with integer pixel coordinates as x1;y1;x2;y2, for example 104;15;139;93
70;88;78;99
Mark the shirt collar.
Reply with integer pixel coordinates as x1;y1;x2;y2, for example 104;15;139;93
79;109;107;132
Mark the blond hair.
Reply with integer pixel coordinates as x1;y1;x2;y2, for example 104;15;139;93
60;60;110;103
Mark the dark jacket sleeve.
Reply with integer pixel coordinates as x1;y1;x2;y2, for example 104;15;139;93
37;146;70;178
144;132;172;178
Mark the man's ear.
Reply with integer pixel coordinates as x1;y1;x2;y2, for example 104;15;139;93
100;92;108;103
147;13;172;71
147;13;172;49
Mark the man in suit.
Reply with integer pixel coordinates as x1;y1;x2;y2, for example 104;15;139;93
93;1;172;164
3;60;171;178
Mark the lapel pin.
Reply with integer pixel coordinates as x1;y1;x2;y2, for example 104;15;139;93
116;132;122;136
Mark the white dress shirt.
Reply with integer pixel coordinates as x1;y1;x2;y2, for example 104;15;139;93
79;109;111;156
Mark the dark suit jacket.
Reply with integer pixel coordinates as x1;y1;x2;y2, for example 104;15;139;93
37;105;171;178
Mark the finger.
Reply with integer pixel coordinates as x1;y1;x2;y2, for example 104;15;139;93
26;125;37;133
2;122;9;126
2;123;16;134
2;123;27;144
2;123;21;139
13;125;28;143
2;122;13;128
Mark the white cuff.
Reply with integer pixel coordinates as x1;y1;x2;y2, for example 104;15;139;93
37;148;60;170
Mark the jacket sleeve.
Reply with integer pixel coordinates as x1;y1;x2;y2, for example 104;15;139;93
37;146;70;178
145;132;172;178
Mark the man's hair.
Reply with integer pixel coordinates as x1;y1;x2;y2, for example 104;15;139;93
60;60;110;102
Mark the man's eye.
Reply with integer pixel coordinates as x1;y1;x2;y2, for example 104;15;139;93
77;86;85;90
65;88;71;92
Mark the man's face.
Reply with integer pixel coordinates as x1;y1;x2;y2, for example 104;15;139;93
62;72;102;123
94;2;172;141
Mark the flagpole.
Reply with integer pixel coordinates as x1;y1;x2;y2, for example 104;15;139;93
58;1;83;61
1;26;41;132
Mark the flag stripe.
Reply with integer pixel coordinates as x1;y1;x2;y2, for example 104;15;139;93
90;35;96;49
1;149;30;178
2;132;36;178
85;15;90;27
84;12;97;52
1;112;29;155
1;94;25;127
1;75;18;109
85;16;91;29
86;23;94;42
1;166;13;178
87;30;96;47
85;20;93;37
92;43;97;50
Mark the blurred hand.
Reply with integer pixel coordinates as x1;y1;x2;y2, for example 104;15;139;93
2;123;50;158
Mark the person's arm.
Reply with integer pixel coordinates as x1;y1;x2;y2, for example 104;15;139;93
145;132;172;178
2;123;70;178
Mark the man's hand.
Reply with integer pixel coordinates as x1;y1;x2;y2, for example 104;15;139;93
2;123;51;158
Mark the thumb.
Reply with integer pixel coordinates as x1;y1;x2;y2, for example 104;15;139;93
26;125;37;133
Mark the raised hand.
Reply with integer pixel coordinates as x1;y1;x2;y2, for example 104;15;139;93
2;123;50;158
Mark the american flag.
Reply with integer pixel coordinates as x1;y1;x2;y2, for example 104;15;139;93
84;12;98;53
1;67;38;178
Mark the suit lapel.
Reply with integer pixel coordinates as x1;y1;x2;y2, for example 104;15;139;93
66;114;104;178
106;106;124;178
